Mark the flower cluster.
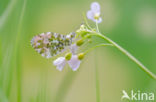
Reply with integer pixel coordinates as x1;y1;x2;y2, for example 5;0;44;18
53;49;84;71
29;1;156;82
31;2;102;71
53;31;85;71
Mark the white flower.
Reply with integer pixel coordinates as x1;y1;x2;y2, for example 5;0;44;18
53;55;81;71
68;55;81;71
53;42;83;71
53;57;66;71
87;2;102;23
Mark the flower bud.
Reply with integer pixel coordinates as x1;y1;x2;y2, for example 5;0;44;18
80;25;85;29
65;53;72;60
85;34;91;39
78;53;85;60
76;39;84;46
76;30;88;38
76;25;89;38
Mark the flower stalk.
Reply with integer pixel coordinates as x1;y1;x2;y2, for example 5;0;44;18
92;32;156;80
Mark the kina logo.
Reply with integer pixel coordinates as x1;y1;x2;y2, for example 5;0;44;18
121;90;155;101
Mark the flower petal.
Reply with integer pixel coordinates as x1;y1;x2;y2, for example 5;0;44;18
97;17;102;23
93;17;102;23
53;57;65;65
53;57;66;71
56;63;66;71
91;2;100;13
87;10;94;20
68;55;81;71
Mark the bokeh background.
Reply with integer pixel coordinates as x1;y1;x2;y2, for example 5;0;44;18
0;0;156;102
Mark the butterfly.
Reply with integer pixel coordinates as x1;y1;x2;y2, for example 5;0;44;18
31;32;75;58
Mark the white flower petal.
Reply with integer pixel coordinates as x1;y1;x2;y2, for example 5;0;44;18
87;10;94;20
70;44;78;55
56;63;66;71
87;7;102;23
91;2;100;13
53;57;65;65
53;57;66;71
68;55;81;71
93;17;102;23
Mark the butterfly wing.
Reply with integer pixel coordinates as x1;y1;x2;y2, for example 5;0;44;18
31;32;75;58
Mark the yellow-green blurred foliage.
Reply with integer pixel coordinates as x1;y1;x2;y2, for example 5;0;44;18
0;0;156;102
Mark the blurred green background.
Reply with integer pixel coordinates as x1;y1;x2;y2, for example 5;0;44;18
0;0;156;102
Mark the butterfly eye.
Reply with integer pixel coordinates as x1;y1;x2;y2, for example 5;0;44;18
31;32;75;58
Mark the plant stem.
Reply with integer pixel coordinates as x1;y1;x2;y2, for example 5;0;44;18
96;20;100;33
15;0;27;101
0;0;17;31
94;50;100;102
85;43;113;54
93;33;156;80
82;13;92;30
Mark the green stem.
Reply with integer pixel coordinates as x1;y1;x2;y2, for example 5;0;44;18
84;43;113;54
82;12;92;30
94;50;100;102
96;20;100;33
92;33;156;80
0;0;17;31
15;0;27;101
